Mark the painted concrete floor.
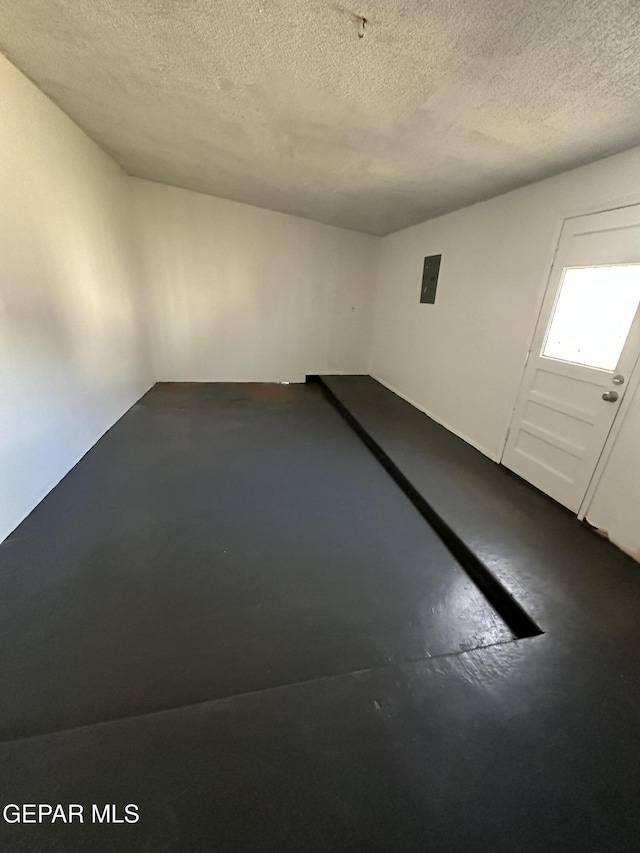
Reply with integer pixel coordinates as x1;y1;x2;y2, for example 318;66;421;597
1;380;639;851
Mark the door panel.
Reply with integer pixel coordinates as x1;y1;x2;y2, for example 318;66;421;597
502;207;640;512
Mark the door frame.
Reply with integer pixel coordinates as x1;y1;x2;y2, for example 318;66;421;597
500;197;640;517
577;340;640;519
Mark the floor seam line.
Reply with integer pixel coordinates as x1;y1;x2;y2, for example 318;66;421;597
0;637;522;746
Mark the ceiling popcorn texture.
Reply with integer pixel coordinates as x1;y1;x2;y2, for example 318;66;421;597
2;0;640;234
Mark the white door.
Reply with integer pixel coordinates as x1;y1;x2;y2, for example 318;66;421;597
502;206;640;512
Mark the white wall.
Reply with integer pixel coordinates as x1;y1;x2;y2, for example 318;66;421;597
0;55;153;542
370;145;640;558
131;179;379;382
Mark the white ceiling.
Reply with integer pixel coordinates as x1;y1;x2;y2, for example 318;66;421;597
2;0;640;235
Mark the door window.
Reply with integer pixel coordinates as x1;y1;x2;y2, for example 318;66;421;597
542;264;640;370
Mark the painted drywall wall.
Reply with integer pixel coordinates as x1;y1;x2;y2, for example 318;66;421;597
370;144;640;558
131;179;379;382
0;54;153;542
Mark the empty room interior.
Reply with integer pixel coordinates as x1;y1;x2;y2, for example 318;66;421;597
3;1;640;849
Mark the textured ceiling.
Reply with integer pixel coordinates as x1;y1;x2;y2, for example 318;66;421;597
2;1;640;234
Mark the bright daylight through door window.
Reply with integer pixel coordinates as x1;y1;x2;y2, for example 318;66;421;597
542;265;640;370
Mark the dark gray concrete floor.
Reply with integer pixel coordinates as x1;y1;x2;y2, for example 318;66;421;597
0;383;510;741
1;379;639;851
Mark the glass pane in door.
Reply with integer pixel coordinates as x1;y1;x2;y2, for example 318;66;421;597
542;265;640;370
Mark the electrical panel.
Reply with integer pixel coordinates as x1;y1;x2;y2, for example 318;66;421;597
420;254;441;304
